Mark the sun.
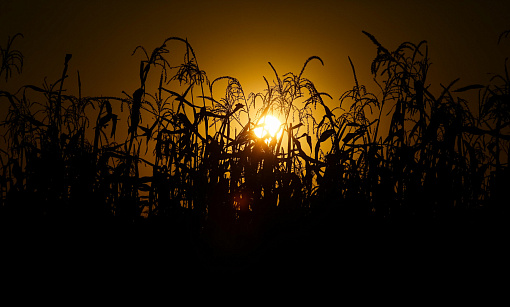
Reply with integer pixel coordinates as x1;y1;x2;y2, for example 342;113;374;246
254;115;283;140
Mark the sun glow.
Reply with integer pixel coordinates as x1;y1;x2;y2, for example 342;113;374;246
254;115;283;140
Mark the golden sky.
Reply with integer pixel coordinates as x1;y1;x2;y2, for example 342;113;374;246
1;0;509;102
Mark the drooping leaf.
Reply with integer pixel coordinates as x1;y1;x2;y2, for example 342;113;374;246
291;122;303;130
346;122;363;127
318;129;335;143
343;132;357;144
98;113;114;127
130;88;143;134
104;100;112;115
306;134;312;152
342;128;366;143
110;114;118;138
453;84;485;93
25;116;46;127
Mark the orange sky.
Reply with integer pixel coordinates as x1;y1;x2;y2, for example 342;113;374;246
1;0;509;105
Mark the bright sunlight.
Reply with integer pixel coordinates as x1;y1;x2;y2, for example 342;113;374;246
254;115;283;140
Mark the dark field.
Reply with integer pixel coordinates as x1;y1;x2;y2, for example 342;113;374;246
1;31;508;281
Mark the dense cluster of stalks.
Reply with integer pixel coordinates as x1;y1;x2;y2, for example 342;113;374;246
0;32;508;247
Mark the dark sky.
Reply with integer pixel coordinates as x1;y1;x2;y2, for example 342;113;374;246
1;0;509;101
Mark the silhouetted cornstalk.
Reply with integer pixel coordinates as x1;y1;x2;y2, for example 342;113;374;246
0;31;508;242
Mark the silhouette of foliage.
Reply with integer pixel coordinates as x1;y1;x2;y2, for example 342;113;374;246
0;33;23;82
0;31;508;272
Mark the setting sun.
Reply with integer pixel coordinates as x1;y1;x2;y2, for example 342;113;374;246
1;0;508;276
254;115;283;140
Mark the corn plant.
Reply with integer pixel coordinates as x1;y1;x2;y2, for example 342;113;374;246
0;30;508;256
